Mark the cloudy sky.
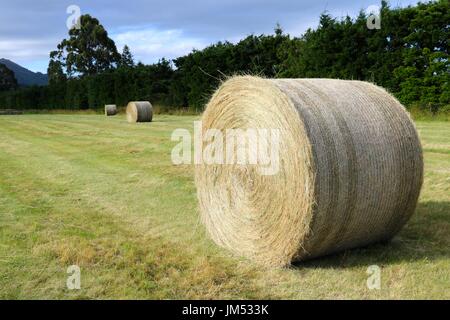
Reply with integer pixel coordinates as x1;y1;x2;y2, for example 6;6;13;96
0;0;421;73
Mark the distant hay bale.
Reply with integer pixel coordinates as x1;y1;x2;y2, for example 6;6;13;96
0;109;23;115
195;76;423;267
126;101;153;123
105;104;117;116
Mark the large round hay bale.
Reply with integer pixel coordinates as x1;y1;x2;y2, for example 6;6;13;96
105;104;117;116
126;101;153;123
195;76;423;267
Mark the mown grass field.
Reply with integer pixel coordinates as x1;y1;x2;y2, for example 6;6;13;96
0;114;448;299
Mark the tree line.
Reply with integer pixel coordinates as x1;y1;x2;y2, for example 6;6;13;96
0;0;448;112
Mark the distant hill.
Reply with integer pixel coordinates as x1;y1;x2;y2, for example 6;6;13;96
0;58;48;86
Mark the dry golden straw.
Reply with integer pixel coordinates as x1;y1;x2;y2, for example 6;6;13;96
195;76;423;267
105;104;117;116
126;101;153;123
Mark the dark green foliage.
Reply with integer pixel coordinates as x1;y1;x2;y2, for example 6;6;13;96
392;0;449;105
119;45;135;68
172;41;235;109
172;29;290;109
0;1;448;111
50;14;120;77
0;63;18;92
277;0;449;108
0;63;174;110
47;60;66;85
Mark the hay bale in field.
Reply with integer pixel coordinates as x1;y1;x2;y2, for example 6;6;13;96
105;104;117;116
126;101;153;123
195;76;423;267
0;109;23;115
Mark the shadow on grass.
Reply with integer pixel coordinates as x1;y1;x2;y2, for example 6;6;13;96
130;119;180;123
293;201;450;269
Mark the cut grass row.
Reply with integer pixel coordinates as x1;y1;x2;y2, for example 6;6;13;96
0;115;448;299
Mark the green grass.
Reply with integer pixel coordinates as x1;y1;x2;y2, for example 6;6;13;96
409;106;450;122
0;114;448;299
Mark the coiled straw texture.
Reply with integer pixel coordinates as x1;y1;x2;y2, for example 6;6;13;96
195;76;423;267
126;101;153;123
105;104;117;116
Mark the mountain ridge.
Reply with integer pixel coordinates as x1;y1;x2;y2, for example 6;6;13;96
0;58;48;86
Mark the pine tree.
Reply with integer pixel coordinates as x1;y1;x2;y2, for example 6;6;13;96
120;45;135;68
0;63;18;91
47;59;67;85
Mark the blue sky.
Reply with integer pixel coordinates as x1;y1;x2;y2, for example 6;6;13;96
0;0;422;73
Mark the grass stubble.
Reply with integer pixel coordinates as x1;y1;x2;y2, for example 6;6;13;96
0;114;448;299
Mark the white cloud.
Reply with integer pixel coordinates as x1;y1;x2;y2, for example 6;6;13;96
0;38;57;72
0;0;423;72
112;27;208;64
0;38;55;60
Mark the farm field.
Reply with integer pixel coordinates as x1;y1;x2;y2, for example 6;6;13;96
0;114;448;299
